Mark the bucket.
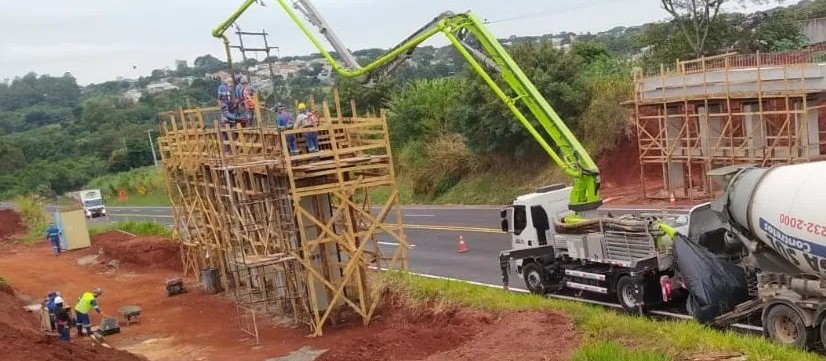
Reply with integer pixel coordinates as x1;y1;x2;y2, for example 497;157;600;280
201;268;222;294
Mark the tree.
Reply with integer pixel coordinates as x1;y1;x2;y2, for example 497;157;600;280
739;9;807;52
386;77;463;147
659;0;777;57
336;77;397;116
451;40;588;157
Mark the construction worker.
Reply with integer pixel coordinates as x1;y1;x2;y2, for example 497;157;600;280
295;103;319;153
45;222;61;256
45;291;58;329
276;104;298;156
53;295;71;342
238;77;256;127
74;288;104;337
217;77;238;124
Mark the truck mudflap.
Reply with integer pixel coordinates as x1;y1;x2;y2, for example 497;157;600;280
674;234;751;324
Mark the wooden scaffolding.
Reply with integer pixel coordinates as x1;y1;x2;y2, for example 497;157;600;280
157;92;409;338
630;49;826;200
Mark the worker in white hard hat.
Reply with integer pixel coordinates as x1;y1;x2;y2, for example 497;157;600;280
74;287;104;337
53;295;71;342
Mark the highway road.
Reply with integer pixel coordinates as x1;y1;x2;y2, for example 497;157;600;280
92;204;691;288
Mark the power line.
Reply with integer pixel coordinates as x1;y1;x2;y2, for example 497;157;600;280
483;2;604;25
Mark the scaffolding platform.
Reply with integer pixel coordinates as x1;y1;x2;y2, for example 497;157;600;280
158;91;408;338
628;49;826;200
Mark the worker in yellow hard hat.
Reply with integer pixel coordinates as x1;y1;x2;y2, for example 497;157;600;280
295;102;318;153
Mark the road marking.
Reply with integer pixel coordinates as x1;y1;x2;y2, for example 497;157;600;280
107;214;173;218
377;241;416;248
398;224;502;234
105;215;501;235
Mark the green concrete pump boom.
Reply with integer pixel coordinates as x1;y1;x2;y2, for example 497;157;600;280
212;0;602;211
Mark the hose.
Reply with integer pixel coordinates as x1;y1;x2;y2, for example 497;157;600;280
554;215;664;235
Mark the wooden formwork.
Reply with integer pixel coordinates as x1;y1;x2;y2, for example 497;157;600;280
157;92;408;337
630;51;826;200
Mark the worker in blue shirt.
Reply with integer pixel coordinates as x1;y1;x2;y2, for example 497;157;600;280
45;223;61;256
45;291;58;329
276;104;298;156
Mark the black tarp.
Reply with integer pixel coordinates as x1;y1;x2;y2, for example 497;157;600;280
674;233;751;324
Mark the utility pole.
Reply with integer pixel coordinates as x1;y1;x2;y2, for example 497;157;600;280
147;129;158;167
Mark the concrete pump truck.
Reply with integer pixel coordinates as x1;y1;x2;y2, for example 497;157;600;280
215;0;688;316
215;0;826;350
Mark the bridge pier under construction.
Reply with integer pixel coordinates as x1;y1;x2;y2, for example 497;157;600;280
157;93;409;338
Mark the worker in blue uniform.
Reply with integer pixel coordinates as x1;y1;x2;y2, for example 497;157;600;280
45;223;61;256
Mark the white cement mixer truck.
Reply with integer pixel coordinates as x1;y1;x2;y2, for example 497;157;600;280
677;160;826;350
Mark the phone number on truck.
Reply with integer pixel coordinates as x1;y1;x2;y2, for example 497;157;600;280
780;213;826;237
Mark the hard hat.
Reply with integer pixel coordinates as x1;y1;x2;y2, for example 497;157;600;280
93;288;103;296
53;296;64;305
298;102;306;110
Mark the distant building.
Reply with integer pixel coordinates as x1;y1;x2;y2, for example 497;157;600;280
175;59;188;70
121;89;143;103
146;81;179;94
802;17;826;45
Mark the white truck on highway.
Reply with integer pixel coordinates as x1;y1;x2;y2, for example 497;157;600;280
71;189;107;219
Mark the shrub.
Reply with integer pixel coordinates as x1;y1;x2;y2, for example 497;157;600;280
14;194;48;243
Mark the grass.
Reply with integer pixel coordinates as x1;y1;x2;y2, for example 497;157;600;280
88;220;172;238
14;194;49;243
384;271;826;361
572;341;670;361
85;166;170;207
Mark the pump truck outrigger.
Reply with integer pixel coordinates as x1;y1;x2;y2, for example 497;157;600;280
215;0;690;315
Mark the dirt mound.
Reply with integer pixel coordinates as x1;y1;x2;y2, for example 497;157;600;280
91;231;181;271
0;209;25;242
316;297;580;361
597;135;642;190
426;310;579;361
0;286;146;361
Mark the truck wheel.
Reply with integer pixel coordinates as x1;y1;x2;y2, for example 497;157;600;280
522;262;548;295
765;304;812;349
616;276;644;314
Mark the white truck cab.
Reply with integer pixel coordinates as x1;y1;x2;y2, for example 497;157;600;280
500;184;572;281
79;189;107;219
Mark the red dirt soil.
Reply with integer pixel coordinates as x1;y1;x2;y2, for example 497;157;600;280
89;231;182;271
0;209;25;243
317;296;579;361
0;233;582;361
596;135;707;207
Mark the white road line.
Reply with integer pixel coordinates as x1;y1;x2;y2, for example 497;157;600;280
377;241;416;248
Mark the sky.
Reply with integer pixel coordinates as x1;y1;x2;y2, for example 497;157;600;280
0;0;781;85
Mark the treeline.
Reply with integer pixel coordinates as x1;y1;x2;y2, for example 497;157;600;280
2;0;822;203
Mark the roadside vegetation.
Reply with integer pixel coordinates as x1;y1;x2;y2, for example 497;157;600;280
89;220;171;238
386;272;823;361
1;1;816;206
84;166;169;206
13;194;49;243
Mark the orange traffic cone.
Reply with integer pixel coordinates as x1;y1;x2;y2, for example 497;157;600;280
458;234;468;253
